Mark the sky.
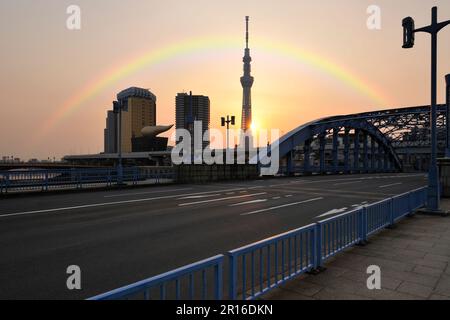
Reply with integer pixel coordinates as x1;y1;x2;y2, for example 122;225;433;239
0;0;450;160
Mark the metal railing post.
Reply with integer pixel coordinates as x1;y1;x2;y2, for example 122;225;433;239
6;172;10;193
228;253;237;300
364;207;368;241
389;197;395;226
78;171;82;189
215;259;223;300
44;172;49;191
407;191;413;215
359;207;368;244
314;223;323;269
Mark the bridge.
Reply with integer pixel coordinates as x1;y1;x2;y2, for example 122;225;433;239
273;104;447;176
0;104;446;300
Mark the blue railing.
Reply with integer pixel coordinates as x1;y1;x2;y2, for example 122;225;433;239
88;255;224;300
0;167;175;194
88;186;428;301
318;208;362;264
228;224;316;300
366;198;391;236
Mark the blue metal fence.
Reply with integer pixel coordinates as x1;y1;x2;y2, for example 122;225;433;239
87;186;428;301
0;167;175;193
366;198;391;236
318;208;362;265
228;224;316;300
89;255;224;300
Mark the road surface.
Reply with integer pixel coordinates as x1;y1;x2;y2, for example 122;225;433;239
0;173;427;299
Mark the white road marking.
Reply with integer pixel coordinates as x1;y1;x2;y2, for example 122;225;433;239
104;188;193;198
317;208;348;218
104;186;255;199
268;174;426;188
240;197;324;216
178;193;267;207
379;182;402;188
0;188;261;219
230;199;268;207
285;195;293;198
178;194;220;200
0;195;188;218
272;197;281;200
334;181;363;186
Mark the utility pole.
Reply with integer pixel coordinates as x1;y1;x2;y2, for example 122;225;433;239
446;74;450;157
402;6;450;211
113;100;124;186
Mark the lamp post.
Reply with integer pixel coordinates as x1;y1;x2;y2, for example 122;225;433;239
221;115;236;150
446;74;450;157
402;6;450;211
113;100;124;185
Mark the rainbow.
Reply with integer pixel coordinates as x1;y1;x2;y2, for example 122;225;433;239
39;35;389;138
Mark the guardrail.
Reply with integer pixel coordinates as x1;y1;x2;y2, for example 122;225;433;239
228;224;316;300
87;186;428;301
0;167;175;194
89;255;224;300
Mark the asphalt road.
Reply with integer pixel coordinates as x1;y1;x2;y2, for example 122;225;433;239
0;173;427;299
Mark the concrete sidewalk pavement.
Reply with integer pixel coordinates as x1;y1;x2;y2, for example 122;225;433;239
263;201;450;300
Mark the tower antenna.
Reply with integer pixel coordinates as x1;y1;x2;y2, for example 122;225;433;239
245;16;249;49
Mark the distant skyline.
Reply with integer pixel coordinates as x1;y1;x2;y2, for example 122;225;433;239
1;0;450;159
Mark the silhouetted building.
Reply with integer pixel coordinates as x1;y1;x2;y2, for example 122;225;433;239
103;87;157;154
176;92;210;150
132;137;168;152
104;110;118;153
117;87;157;153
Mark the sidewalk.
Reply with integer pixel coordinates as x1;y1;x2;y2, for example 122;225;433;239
263;200;450;300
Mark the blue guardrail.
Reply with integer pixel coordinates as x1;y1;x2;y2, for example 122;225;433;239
88;255;224;300
0;167;175;193
88;186;427;300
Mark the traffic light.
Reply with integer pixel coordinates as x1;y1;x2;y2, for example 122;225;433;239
231;116;236;125
402;17;415;48
221;117;226;127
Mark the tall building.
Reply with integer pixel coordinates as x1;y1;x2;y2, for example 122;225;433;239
175;92;210;150
104;110;117;153
240;16;254;132
117;87;157;153
103;87;157;154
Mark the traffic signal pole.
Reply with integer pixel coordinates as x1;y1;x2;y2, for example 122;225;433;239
403;6;450;211
446;74;450;157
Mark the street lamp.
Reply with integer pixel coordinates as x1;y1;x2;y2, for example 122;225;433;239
446;74;450;157
221;115;236;150
402;6;450;211
113;100;124;185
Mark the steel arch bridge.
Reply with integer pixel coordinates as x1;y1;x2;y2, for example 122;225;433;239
267;104;447;175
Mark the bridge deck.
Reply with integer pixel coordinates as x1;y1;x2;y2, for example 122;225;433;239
0;173;427;299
